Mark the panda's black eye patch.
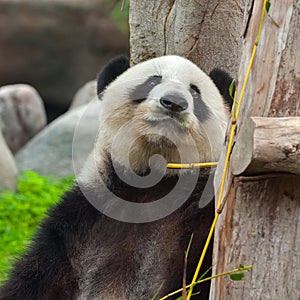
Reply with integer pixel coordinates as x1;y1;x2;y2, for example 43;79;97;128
130;75;162;103
190;84;200;94
189;84;211;122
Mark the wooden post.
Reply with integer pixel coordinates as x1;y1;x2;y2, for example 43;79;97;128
211;0;299;299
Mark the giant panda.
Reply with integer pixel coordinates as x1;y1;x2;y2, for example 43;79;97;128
0;55;233;300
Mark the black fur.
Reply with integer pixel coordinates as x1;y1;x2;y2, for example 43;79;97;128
130;75;162;103
0;161;214;299
0;187;98;300
189;86;211;122
0;58;234;299
97;55;130;96
209;68;235;110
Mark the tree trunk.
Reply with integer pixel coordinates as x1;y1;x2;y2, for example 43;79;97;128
128;0;299;298
129;0;251;74
211;0;300;299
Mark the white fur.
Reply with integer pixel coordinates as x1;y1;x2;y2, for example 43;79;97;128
80;56;229;185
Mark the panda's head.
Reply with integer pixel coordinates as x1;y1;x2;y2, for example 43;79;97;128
95;55;233;175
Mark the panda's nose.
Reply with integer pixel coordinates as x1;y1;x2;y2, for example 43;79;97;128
160;95;188;112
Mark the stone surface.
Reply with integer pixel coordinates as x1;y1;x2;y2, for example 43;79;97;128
0;84;47;153
69;81;97;110
0;0;129;116
0;131;18;192
16;100;101;177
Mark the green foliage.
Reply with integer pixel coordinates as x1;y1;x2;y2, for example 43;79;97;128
0;171;74;281
230;273;245;281
229;264;246;281
110;1;130;33
266;1;271;13
229;78;236;99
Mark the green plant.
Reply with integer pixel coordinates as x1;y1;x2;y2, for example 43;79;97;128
0;171;74;281
110;0;129;33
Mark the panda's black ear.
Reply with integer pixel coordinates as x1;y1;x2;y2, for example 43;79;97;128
209;68;235;110
97;55;130;96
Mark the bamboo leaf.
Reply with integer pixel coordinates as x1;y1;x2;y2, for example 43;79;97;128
230;273;245;281
266;1;271;13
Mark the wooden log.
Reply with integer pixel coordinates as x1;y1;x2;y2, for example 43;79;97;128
231;117;300;175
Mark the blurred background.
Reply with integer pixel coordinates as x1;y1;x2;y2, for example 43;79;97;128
0;0;130;190
0;0;129;121
0;0;129;279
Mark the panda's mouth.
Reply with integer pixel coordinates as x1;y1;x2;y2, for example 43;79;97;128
144;110;188;122
144;113;189;132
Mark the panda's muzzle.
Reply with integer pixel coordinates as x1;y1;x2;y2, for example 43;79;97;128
160;94;188;112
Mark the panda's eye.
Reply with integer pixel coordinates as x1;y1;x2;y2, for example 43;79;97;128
130;75;162;103
190;84;200;94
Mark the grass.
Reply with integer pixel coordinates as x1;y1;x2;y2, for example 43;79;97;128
0;171;74;281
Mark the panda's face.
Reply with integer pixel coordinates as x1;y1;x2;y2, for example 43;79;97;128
96;56;229;173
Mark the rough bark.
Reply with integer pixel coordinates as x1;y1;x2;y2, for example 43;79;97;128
213;175;300;299
129;0;251;74
128;0;299;298
212;0;300;299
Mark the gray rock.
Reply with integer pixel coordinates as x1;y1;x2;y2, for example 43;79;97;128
0;131;18;192
0;0;128;112
16;100;101;177
0;84;47;153
69;81;97;110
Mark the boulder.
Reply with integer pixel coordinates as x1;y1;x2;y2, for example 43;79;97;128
69;80;97;110
0;84;47;153
0;131;18;192
16;100;101;177
0;0;129;117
